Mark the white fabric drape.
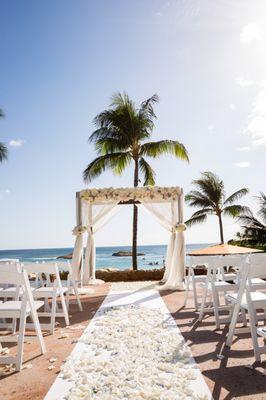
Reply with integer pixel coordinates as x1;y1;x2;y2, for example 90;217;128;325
71;234;83;281
83;202;120;283
141;197;185;290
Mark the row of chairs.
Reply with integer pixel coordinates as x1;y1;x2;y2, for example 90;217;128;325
0;260;83;371
184;253;266;362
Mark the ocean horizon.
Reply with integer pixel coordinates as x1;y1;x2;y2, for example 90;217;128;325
0;243;212;270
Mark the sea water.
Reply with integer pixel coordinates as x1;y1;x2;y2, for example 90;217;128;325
0;244;210;270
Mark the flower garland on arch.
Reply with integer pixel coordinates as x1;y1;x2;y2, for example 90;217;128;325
80;186;182;204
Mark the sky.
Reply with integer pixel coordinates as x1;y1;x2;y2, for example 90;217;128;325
0;0;265;250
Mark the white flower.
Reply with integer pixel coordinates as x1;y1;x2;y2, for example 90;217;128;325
60;305;200;399
175;223;187;233
80;186;181;204
72;225;87;236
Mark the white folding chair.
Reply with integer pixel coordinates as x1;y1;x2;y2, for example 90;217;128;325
0;263;24;332
226;253;266;362
23;263;69;334
56;261;83;312
0;259;20;264
198;255;244;329
0;269;46;371
184;256;208;311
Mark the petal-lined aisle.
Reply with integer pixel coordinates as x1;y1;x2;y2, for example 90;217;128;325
44;287;211;400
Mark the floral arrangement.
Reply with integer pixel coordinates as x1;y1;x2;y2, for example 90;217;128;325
60;305;204;400
80;186;182;204
72;225;87;236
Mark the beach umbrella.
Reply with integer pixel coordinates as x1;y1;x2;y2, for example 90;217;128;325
187;243;263;256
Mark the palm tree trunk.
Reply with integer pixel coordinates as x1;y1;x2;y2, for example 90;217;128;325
218;213;224;244
132;159;139;271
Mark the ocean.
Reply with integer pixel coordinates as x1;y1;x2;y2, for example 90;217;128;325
0;244;210;270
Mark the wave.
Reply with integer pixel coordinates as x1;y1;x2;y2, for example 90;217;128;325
28;257;57;260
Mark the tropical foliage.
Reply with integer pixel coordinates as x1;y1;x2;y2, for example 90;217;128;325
185;171;250;243
229;192;266;250
83;92;189;269
0;108;8;162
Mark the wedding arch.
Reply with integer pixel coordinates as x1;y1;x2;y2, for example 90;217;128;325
71;186;186;290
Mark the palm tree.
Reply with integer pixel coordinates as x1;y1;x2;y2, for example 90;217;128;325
233;193;266;249
185;171;249;243
0;108;8;162
83;92;189;270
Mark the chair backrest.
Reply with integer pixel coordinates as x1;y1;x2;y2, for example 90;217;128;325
189;255;217;268
215;255;247;269
246;253;266;279
0;258;20;264
0;269;24;286
23;262;57;274
55;260;70;270
23;262;61;288
0;262;21;273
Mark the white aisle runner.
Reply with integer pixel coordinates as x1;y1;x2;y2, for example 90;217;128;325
45;289;211;400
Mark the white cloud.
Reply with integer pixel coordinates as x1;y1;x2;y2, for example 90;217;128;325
0;188;10;200
207;124;214;131
9;139;25;147
240;22;262;45
234;161;250;168
155;12;163;17
229;103;236;111
237;146;251;152
235;76;255;87
245;81;266;146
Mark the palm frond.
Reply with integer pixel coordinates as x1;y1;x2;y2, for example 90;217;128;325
188;208;214;217
238;213;265;228
139;94;159;127
139;157;156;186
0;143;8;162
185;213;208;227
223;205;251;218
192;171;224;205
185;191;215;208
257;192;266;223
112;152;132;175
141;140;189;162
94;137;130;155
83;152;131;182
224;188;249;205
92;110;133;144
0;108;4;118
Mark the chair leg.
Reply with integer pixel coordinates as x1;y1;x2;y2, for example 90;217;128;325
30;305;46;354
198;282;208;322
212;288;221;329
16;309;27;371
50;293;57;334
73;284;83;312
11;318;17;335
183;272;190;307
66;291;70;311
192;276;199;311
248;306;261;362
59;291;69;326
226;302;241;347
241;307;247;326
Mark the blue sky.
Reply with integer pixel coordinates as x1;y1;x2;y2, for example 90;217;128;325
0;0;265;249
